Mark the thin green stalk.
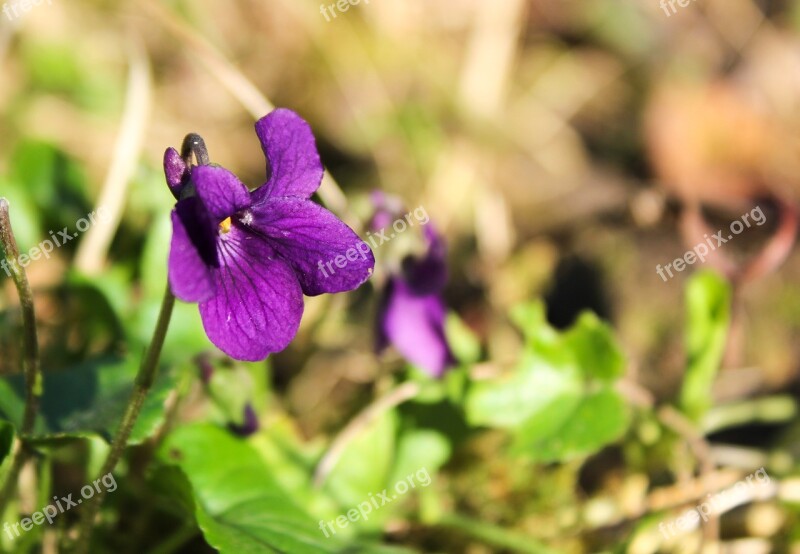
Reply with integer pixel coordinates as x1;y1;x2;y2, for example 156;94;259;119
0;198;42;514
74;283;175;554
438;513;560;554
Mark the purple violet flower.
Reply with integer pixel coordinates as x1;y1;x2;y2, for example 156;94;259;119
377;225;455;377
164;109;375;361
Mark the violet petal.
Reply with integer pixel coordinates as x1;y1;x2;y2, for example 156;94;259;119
378;278;453;377
248;198;374;296
192;165;251;220
168;199;216;302
252;109;324;202
164;147;188;199
199;225;304;361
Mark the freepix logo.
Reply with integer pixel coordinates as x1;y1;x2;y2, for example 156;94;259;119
2;0;52;22
317;205;429;279
3;473;117;540
658;467;771;539
660;0;698;17
0;207;110;277
318;467;432;537
656;205;766;282
320;0;371;22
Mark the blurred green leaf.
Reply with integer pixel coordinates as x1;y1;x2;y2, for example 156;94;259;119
54;277;128;362
0;357;174;444
147;464;198;519
509;302;558;347
512;389;629;462
466;351;582;429
445;312;481;365
325;410;397;510
21;41;121;111
564;311;625;382
467;301;629;461
68;268;133;326
7;140;90;234
388;430;449;487
0;183;41;253
406;368;446;404
207;364;256;425
680;270;732;421
159;424;341;554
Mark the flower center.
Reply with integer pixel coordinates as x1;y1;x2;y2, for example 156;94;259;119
219;217;232;234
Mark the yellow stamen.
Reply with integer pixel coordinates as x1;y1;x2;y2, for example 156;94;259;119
219;217;232;234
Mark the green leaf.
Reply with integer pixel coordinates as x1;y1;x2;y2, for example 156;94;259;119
159;424;341;554
388;430;449;487
207;364;257;424
325;410;397;509
563;311;625;381
445;312;481;364
0;182;41;253
512;389;629;462
466;301;630;461
0;357;174;444
21;41;121;111
680;271;732;421
466;351;582;428
68;268;133;326
509;302;558;347
7;140;90;234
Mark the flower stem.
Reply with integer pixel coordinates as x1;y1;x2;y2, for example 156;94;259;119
0;198;42;515
74;283;175;554
437;513;559;554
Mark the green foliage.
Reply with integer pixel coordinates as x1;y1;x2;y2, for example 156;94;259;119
0;357;174;444
445;312;481;365
159;424;342;553
0;180;41;253
466;302;629;462
20;41;121;111
680;270;732;422
324;410;397;513
7;140;91;237
388;429;450;488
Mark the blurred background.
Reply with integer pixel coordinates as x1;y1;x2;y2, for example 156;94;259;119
2;0;800;552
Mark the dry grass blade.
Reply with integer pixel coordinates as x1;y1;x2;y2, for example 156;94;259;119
74;33;152;275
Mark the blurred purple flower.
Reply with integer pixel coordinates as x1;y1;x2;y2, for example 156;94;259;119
367;190;404;231
165;109;375;361
228;403;260;437
195;354;214;384
377;225;455;377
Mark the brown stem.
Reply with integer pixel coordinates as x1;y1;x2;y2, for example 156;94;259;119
0;198;42;514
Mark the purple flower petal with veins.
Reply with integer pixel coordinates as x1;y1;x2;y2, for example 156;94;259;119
165;109;375;361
